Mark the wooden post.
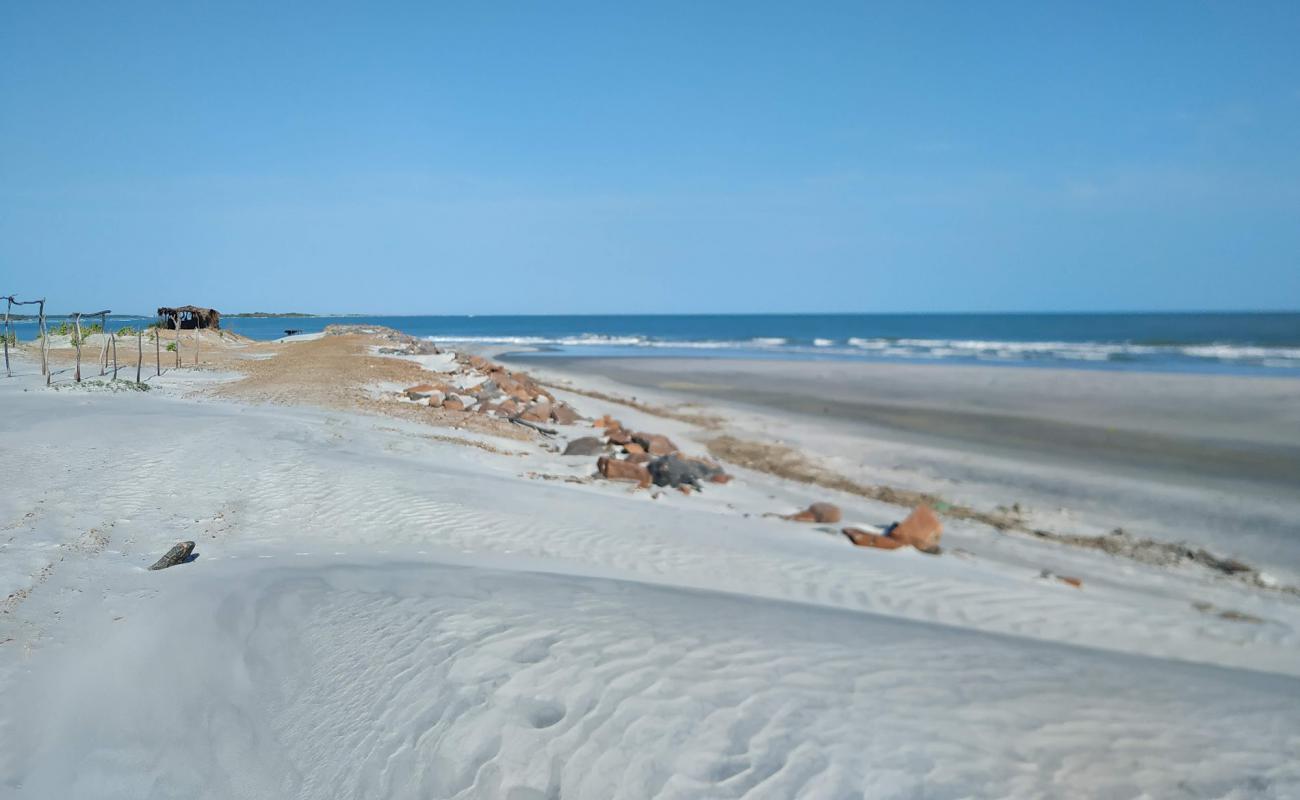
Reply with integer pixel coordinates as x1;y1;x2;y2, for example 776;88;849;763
38;300;47;379
155;323;161;376
174;315;181;368
136;328;142;383
97;313;109;375
73;313;83;383
194;318;199;366
3;296;10;378
111;330;118;380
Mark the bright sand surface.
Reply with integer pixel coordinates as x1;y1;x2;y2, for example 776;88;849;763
3;336;1300;799
515;355;1300;575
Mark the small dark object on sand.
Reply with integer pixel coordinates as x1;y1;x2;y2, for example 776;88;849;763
647;454;725;489
149;541;196;571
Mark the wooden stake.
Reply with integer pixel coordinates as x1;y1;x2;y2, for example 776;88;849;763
98;312;109;375
174;316;181;368
194;320;199;366
137;328;142;383
74;313;83;383
111;331;118;379
155;320;161;376
3;296;10;378
39;300;48;379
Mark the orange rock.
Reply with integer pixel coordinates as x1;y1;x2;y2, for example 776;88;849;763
842;528;907;549
607;429;633;446
708;473;733;484
632;433;678;456
442;396;466;412
597;456;651;487
624;442;646;455
520;401;552;423
890;505;943;550
1058;575;1083;588
593;415;620;429
404;384;438;399
677;485;693;495
551;404;581;425
784;502;843;524
467;355;491;371
425;390;446;408
497;399;520;416
626;452;653;464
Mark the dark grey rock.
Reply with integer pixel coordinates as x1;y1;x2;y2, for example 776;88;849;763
647;454;724;488
562;436;606;456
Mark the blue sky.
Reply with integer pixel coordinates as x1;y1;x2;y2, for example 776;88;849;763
2;1;1298;314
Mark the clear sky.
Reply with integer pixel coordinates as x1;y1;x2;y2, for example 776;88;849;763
2;1;1298;315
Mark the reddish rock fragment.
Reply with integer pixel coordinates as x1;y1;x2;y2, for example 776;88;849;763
784;502;843;524
890;505;943;551
632;433;678;456
597;456;651;487
842;528;907;549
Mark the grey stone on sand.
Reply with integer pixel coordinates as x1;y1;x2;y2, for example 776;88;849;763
647;454;724;489
563;437;606;456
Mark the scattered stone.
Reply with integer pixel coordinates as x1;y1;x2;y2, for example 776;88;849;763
597;456;651;487
405;384;439;400
551;404;582;425
593;415;620;429
842;528;907;550
607;429;633;446
626;452;653;464
520;401;553;423
708;473;733;484
426;390;446;408
563;437;605;456
149;541;196;571
646;454;726;489
784;502;843;524
443;395;466;412
633;432;678;456
624;442;646;455
888;505;942;550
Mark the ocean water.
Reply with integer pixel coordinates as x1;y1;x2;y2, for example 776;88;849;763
9;312;1300;375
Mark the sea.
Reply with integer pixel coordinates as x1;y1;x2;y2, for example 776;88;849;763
8;312;1300;376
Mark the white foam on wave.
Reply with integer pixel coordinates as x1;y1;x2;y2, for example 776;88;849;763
419;332;1300;368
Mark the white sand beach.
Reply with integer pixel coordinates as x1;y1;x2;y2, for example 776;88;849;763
3;333;1299;799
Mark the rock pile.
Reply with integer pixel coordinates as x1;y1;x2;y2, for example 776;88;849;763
401;354;585;425
588;415;730;492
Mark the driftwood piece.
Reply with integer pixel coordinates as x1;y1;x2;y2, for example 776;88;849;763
155;323;161;376
149;541;196;571
136;329;143;383
509;416;558;437
97;312;109;375
173;316;181;368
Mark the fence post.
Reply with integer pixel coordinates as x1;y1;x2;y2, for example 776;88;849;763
137;328;142;383
74;313;83;383
3;296;10;378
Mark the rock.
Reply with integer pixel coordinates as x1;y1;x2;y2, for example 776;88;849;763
593;415;620;430
632;432;678;456
443;395;466;412
889;505;943;550
597;456;651;487
784;502;843;524
624;441;645;455
551;404;582;425
474;379;500;397
149;541;196;570
520;401;552;423
626;452;653;464
842;528;907;549
467;355;491;371
426;390;446;408
497;399;520;416
607;429;633;446
1058;575;1083;588
563;436;605;456
647;454;725;489
708;473;733;484
405;384;439;400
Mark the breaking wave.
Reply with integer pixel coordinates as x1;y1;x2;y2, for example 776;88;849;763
423;332;1300;371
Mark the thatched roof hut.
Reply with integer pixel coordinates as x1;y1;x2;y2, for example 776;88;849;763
158;306;221;330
